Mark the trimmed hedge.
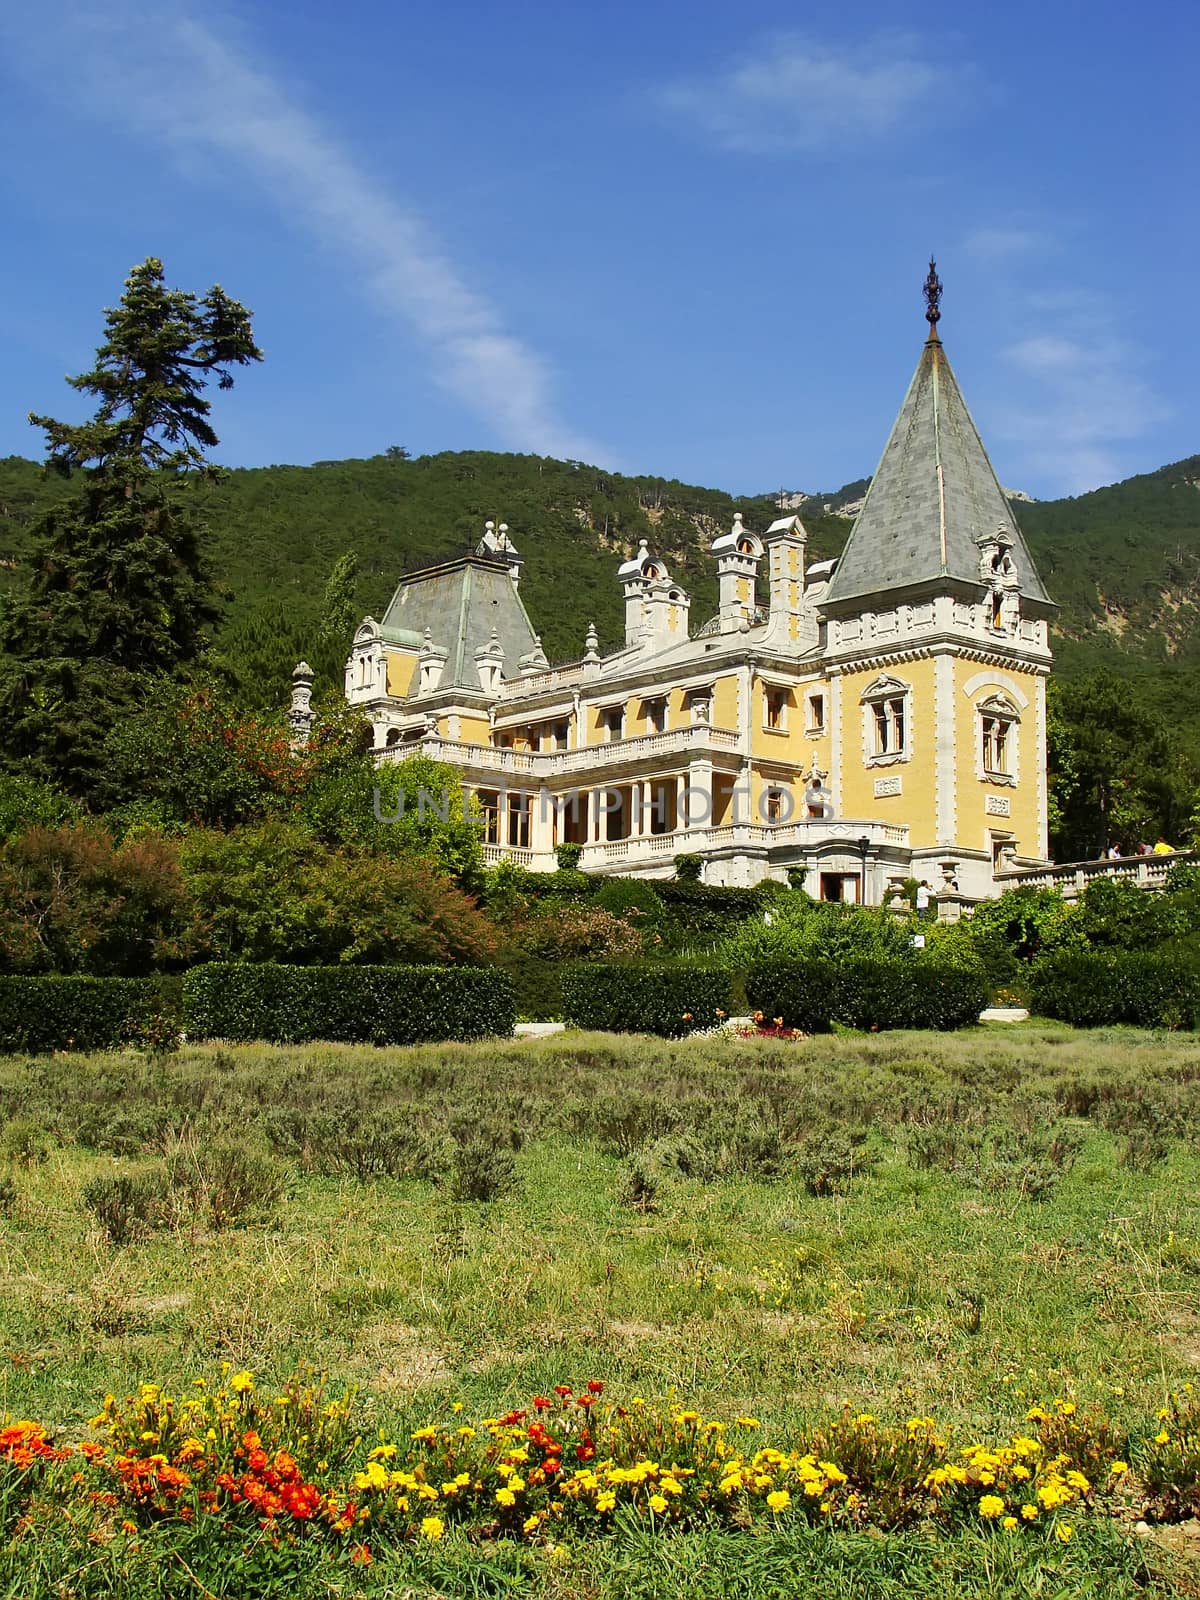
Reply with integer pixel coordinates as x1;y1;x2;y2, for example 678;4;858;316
560;962;732;1037
653;880;782;940
183;963;516;1044
744;959;836;1033
747;956;988;1032
0;976;158;1053
1030;950;1200;1029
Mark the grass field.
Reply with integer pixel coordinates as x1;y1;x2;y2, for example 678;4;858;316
3;1024;1200;1596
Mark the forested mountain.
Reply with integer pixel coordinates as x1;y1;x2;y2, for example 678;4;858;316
2;446;1199;715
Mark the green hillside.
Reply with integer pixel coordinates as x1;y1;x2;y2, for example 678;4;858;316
3;446;1200;712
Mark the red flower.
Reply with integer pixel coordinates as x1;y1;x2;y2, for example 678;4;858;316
586;1381;604;1395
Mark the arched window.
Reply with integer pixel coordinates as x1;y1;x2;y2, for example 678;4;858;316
978;694;1020;780
861;675;911;765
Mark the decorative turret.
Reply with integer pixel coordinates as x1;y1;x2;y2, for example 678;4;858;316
418;627;449;695
288;661;315;749
711;512;763;632
346;617;387;705
476;519;524;587
474;626;505;695
616;540;690;648
518;634;550;675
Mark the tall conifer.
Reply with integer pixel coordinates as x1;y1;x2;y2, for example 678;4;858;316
0;259;261;793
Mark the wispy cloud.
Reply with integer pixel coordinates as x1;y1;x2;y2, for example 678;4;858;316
997;294;1166;494
963;224;1049;261
0;1;606;463
656;31;975;154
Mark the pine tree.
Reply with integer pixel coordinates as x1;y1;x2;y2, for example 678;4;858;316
0;259;262;794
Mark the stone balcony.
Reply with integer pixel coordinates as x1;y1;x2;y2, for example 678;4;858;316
380;725;747;782
481;816;910;884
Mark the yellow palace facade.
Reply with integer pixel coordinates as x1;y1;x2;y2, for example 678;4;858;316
336;273;1055;905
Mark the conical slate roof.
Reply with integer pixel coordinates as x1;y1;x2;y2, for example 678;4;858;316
824;333;1053;609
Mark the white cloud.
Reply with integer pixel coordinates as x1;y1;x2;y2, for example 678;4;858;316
0;1;606;463
997;315;1166;495
963;225;1048;261
656;31;973;154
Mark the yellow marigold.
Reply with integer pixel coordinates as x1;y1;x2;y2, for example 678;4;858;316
767;1490;791;1513
1065;1470;1090;1492
1021;1504;1038;1521
1109;1461;1129;1477
420;1516;444;1541
978;1495;1005;1519
736;1417;760;1429
1055;1523;1074;1543
596;1491;616;1513
411;1427;438;1443
523;1513;543;1534
648;1494;669;1514
1155;1431;1171;1446
495;1488;516;1508
1002;1516;1018;1531
229;1371;254;1394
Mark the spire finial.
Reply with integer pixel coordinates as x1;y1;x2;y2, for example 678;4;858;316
923;257;943;341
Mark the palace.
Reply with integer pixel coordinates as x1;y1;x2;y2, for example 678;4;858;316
326;270;1055;906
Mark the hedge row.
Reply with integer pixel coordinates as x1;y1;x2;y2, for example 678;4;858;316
182;964;516;1044
0;976;159;1053
746;957;989;1032
560;963;733;1037
1030;950;1200;1029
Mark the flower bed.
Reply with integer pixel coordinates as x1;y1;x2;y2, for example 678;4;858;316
7;1370;1200;1562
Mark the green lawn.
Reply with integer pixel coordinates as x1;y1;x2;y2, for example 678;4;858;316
2;1024;1200;1596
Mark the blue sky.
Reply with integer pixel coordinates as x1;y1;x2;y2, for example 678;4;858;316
0;0;1195;499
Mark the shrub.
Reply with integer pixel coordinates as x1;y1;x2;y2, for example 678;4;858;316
0;822;198;976
0;1117;51;1168
0;975;158;1053
593;878;666;932
182;963;516;1044
794;1129;871;1196
555;842;583;871
1030;950;1200;1029
81;1170;169;1246
673;853;703;881
747;956;987;1032
655;879;780;942
617;1157;657;1213
745;959;835;1033
164;1135;287;1230
832;956;988;1031
559;963;733;1037
440;1136;519;1203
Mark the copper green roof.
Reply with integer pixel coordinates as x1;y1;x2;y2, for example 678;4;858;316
825;334;1053;610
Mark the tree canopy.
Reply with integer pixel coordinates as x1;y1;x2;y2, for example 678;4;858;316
0;259;261;794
